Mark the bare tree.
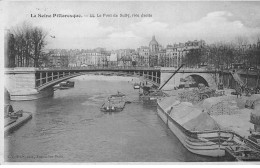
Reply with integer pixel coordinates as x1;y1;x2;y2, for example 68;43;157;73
7;22;48;68
6;33;16;67
32;27;47;67
234;36;249;66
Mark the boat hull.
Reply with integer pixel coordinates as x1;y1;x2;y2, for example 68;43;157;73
59;87;70;90
100;107;124;112
157;103;226;157
59;82;74;88
101;92;126;112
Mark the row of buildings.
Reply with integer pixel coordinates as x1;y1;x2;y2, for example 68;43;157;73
138;36;205;67
47;36;206;68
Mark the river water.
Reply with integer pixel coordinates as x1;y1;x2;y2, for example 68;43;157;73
5;75;222;162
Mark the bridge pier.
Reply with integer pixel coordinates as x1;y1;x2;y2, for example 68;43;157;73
46;72;48;83
5;68;54;101
39;73;43;86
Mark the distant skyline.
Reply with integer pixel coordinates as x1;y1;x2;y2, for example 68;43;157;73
4;1;260;50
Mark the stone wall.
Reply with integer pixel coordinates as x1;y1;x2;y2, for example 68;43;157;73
5;68;36;93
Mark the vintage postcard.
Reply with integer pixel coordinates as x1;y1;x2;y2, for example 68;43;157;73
1;0;260;164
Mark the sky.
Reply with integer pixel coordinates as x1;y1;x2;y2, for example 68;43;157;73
3;1;260;50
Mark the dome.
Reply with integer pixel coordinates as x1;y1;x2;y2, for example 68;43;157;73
149;35;158;46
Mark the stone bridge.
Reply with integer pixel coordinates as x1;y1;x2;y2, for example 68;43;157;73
5;67;219;100
160;67;219;90
5;67;161;100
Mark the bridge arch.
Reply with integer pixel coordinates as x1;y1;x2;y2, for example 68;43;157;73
184;74;209;87
159;71;218;90
182;73;217;88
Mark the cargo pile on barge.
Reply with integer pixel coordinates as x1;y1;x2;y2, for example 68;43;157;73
100;92;126;112
157;89;260;160
178;87;225;104
158;96;229;157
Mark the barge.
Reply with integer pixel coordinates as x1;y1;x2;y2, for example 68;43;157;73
59;80;75;89
101;92;126;112
225;144;260;161
157;96;260;157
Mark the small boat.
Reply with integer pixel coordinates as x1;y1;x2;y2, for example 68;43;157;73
101;92;126;112
133;83;140;89
4;104;32;135
225;143;260;161
139;86;166;102
118;73;125;76
59;81;75;89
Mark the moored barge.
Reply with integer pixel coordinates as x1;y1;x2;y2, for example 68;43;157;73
101;92;126;112
157;96;260;157
59;80;75;89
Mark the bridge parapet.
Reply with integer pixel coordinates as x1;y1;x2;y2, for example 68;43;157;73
37;66;161;72
161;67;218;73
5;67;37;74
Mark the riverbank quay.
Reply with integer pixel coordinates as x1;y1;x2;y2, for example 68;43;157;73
157;88;260;160
5;112;32;135
222;69;260;90
4;105;32;135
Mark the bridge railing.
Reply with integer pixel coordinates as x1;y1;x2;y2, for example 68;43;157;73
161;67;218;72
37;66;161;71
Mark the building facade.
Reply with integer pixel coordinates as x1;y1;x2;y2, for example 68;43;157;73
137;46;150;67
72;49;108;67
52;38;207;68
48;52;69;68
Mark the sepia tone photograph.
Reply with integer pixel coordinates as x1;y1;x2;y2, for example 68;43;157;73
2;0;260;164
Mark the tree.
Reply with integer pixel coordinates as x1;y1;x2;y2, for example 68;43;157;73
7;22;48;68
11;22;33;67
32;27;47;67
59;55;69;68
234;36;249;66
6;33;15;67
182;48;203;68
132;60;137;67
